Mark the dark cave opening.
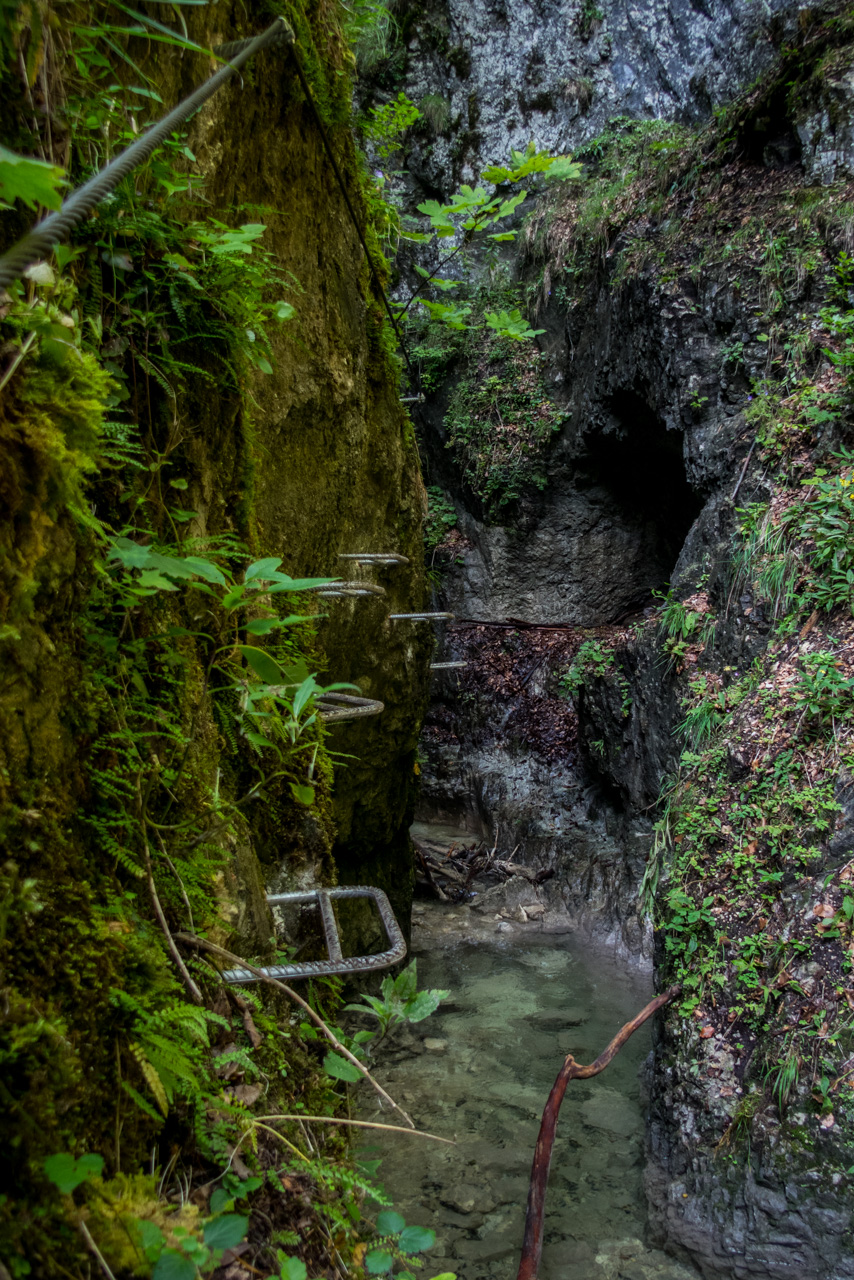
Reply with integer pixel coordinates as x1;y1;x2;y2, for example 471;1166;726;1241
578;389;704;609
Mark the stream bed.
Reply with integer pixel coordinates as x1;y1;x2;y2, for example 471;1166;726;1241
358;897;699;1280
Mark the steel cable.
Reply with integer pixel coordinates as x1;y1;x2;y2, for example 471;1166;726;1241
0;15;419;388
284;43;418;386
0;18;293;291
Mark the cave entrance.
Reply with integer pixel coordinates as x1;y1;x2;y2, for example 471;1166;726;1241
578;389;703;614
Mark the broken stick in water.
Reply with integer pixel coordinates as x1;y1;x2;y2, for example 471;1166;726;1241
516;982;682;1280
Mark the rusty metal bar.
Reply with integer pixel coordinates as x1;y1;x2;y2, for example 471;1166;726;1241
389;612;454;621
316;692;384;722
221;886;406;983
317;584;386;598
338;553;409;566
317;890;343;964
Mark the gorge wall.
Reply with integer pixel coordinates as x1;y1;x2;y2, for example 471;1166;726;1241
397;2;854;1276
0;4;431;1272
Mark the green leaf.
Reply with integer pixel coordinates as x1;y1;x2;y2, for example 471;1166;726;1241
366;1249;395;1274
180;556;227;585
419;300;472;330
266;575;337;593
222;585;246;609
168;477;188;489
209;1188;232;1215
152;1249;197;1280
278;1258;307;1280
239;646;284;684
203;1213;248;1251
399;1225;435;1253
404;989;448;1022
108;536;155;569
137;570;180;592
133;1219;166;1263
245;615;301;635
292;673;320;718
43;1152;104;1195
245;557;283;581
393;960;418;1003
496;192;527;219
0;145;66;211
273;301;296;321
323;1051;363;1082
484;308;545;341
289;783;315;807
203;223;267;256
545;156;583;182
376;1210;406;1234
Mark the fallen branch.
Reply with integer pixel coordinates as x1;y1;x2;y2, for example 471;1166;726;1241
731;437;757;503
262;1114;455;1144
143;835;203;1006
174;932;415;1128
516;983;681;1280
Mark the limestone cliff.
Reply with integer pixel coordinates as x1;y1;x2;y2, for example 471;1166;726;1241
410;4;854;1275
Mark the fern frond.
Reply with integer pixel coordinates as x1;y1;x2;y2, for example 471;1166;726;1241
130;1042;170;1116
135;352;175;399
121;1077;163;1122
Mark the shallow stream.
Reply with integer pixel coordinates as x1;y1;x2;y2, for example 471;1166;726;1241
358;896;699;1280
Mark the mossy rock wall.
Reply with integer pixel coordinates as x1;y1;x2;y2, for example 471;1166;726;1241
0;0;430;1260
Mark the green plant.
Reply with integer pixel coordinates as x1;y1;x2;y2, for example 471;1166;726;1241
790;651;854;735
560;640;613;697
433;274;568;513
418;94;451;135
577;0;604;38
678;674;730;748
364;1210;441;1277
346;0;401;74
0;7;407;1273
344;960;449;1048
789;454;854;614
424;487;458;550
44;1152;249;1278
364;93;422;162
401;143;581;341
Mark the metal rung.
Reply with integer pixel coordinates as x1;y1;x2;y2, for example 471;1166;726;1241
390;612;454;621
338;553;409;566
317;584;387;598
317;692;384;722
222;886;406;983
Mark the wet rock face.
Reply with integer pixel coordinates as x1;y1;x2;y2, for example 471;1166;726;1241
796;48;854;185
645;1018;854;1280
441;272;717;626
397;0;798;189
419;626;655;961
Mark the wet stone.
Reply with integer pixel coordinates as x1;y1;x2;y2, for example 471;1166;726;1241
441;1183;497;1215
